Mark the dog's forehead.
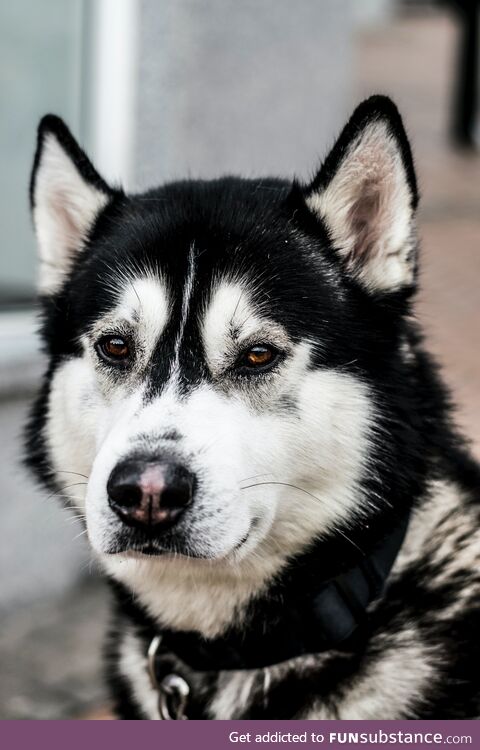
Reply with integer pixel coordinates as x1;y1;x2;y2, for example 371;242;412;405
70;179;344;355
87;207;296;326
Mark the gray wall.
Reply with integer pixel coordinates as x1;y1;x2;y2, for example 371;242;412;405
133;0;355;189
0;0;82;295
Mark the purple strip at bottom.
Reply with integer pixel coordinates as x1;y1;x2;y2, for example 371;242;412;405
0;719;478;750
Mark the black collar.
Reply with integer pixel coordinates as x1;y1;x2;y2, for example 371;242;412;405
152;513;410;674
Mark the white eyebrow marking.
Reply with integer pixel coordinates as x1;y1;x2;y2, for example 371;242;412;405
202;281;254;364
169;243;197;379
110;275;170;355
201;280;289;376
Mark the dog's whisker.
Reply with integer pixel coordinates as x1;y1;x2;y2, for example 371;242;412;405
64;513;87;522
43;462;89;481
72;528;89;542
240;481;367;556
238;473;274;485
240;480;320;497
42;481;88;504
56;470;89;480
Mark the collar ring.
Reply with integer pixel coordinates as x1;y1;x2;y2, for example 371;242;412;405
147;634;190;719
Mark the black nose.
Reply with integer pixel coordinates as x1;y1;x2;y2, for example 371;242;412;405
107;458;194;530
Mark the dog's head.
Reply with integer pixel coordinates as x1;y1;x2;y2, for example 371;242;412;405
26;97;419;590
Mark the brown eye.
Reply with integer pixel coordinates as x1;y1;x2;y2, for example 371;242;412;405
96;335;131;365
239;345;280;372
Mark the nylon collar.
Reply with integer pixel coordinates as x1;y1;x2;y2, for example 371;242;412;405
150;513;410;674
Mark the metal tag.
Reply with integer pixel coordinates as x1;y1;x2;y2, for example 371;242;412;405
158;673;190;720
147;634;190;720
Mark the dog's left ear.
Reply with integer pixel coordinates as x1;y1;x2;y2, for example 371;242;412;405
304;96;418;293
30;115;116;295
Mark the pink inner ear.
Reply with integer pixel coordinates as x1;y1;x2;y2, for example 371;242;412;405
306;118;415;291
347;180;382;265
48;187;94;256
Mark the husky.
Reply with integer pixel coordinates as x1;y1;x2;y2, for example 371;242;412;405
25;96;480;719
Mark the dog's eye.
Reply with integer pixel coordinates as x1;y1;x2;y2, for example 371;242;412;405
237;345;279;372
96;335;131;365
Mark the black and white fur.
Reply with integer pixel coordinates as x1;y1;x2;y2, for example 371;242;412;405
26;97;480;719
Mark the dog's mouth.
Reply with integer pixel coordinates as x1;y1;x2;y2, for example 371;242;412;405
116;540;213;560
104;525;222;560
103;518;258;561
135;543;168;557
231;517;260;553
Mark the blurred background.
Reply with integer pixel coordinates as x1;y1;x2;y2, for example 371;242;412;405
0;0;478;720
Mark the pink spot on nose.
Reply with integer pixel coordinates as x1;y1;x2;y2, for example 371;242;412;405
139;465;166;496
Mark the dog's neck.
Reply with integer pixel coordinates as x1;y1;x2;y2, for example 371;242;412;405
109;505;412;672
153;511;411;672
105;535;291;637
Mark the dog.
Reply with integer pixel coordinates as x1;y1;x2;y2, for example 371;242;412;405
25;95;480;719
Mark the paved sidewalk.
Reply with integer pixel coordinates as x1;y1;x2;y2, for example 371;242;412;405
0;578;110;720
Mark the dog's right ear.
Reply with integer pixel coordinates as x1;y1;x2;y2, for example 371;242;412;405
302;96;418;295
30;116;116;295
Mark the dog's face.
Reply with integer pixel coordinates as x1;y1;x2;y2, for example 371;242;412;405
27;98;418;586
